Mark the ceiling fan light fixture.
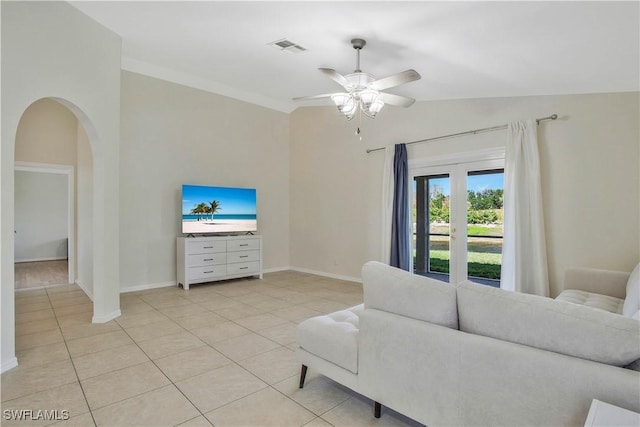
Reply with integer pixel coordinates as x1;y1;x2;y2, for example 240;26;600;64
359;88;383;118
368;99;385;117
359;89;379;107
293;38;421;131
331;93;357;120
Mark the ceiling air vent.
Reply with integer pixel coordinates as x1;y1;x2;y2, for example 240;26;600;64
268;39;307;54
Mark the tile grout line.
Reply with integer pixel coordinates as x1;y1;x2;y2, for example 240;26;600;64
45;284;99;427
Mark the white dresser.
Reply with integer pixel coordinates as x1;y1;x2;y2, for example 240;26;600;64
177;235;262;290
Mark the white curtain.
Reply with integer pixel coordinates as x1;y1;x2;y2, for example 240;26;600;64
500;120;550;296
381;146;394;263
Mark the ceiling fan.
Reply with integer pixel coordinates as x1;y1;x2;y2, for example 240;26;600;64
293;38;421;122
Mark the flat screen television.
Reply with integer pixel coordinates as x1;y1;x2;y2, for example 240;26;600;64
181;184;257;234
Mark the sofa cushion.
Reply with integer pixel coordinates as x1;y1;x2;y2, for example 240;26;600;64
362;261;458;329
555;289;624;314
622;262;640;317
457;281;640;366
295;304;363;374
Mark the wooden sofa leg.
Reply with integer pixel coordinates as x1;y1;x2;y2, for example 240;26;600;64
374;401;381;418
299;365;308;389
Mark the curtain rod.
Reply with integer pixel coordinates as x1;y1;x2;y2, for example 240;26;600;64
365;114;558;154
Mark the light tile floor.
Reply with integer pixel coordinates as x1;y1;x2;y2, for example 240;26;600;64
2;271;423;427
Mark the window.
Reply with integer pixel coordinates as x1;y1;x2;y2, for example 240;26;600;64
411;150;504;286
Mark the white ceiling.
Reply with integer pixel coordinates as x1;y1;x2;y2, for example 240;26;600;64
70;1;639;113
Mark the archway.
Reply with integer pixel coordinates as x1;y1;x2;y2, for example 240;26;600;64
3;97;118;372
13;99;84;292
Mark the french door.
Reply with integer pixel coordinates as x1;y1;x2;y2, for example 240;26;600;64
411;153;504;286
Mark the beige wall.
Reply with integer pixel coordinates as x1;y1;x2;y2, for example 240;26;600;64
15;99;78;165
290;92;640;296
119;71;290;290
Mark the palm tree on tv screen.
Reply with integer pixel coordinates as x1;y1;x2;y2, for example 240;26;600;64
209;200;221;220
190;203;208;221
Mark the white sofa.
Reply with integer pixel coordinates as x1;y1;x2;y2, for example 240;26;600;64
296;261;640;426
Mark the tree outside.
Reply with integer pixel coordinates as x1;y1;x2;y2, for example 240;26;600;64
414;181;504;281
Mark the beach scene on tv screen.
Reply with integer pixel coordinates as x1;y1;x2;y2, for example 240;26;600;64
182;185;257;234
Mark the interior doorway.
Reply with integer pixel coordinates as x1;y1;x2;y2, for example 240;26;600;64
14;163;75;289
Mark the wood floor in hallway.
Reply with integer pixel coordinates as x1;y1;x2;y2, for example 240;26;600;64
15;260;69;290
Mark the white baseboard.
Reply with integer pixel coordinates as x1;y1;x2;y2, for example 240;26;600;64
289;266;362;283
15;256;67;263
75;280;94;301
92;309;121;324
120;281;176;294
262;266;292;274
117;267;360;295
15;285;47;292
15;282;77;293
1;357;18;373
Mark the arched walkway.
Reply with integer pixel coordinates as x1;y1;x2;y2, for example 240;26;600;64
2;97;120;373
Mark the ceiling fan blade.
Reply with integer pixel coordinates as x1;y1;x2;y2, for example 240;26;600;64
370;69;421;91
378;92;416;108
319;68;351;90
292;93;335;101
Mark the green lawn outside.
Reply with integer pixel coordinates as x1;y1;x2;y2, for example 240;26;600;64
431;224;503;237
419;249;502;279
414;223;503;280
467;225;503;237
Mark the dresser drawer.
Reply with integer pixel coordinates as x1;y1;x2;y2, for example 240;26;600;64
226;261;260;276
187;240;226;254
177;235;262;289
227;239;260;252
227;250;260;264
188;265;227;281
187;253;227;267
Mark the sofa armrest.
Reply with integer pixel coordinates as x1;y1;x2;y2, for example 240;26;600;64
564;267;629;299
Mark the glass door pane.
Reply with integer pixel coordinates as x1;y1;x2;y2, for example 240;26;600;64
466;169;504;287
413;174;450;283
